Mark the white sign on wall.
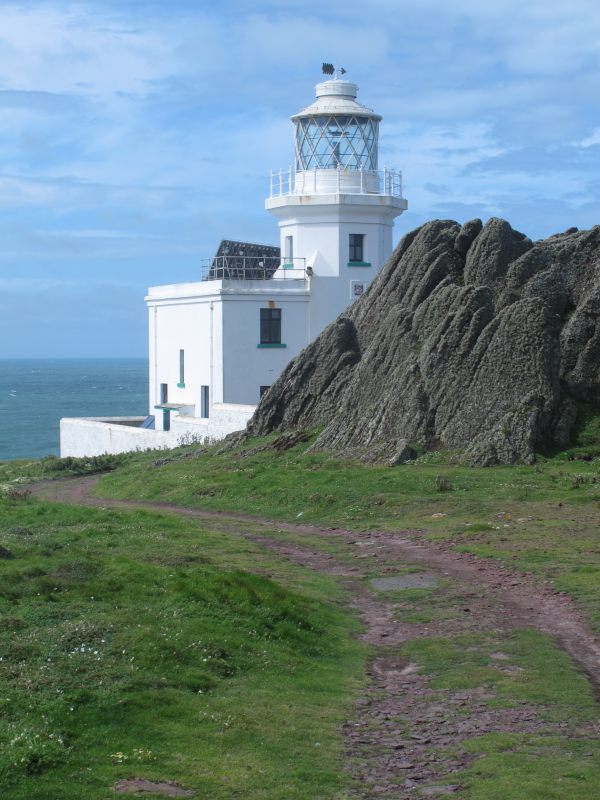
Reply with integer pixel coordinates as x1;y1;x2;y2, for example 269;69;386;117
350;280;365;299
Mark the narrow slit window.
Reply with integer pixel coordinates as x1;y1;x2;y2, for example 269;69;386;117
200;385;209;418
160;383;168;404
260;308;281;344
178;349;185;386
284;236;293;264
349;233;364;262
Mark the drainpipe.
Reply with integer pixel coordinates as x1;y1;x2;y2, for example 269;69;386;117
307;274;312;343
209;301;214;409
153;306;158;412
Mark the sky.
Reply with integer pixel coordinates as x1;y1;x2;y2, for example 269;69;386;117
0;0;599;358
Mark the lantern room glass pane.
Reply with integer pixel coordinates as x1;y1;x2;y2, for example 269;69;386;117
295;115;379;171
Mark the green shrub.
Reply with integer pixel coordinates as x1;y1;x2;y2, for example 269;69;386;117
1;486;32;500
434;475;453;492
43;454;124;476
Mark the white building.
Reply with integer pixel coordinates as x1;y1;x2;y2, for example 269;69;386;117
60;71;407;457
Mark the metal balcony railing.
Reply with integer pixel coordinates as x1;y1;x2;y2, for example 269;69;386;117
200;256;307;282
269;166;403;198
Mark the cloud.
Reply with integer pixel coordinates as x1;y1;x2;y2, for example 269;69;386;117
0;0;599;356
0;88;82;112
0;4;171;98
579;129;600;148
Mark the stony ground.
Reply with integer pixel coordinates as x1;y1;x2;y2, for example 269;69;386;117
32;476;600;799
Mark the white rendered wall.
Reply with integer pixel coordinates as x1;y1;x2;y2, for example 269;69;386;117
268;194;403;339
171;403;255;440
147;285;225;430
221;294;310;405
146;278;308;424
278;217;391;324
60;403;255;457
60;417;173;457
293;168;380;195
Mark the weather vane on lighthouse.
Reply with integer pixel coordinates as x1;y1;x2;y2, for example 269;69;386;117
322;62;347;78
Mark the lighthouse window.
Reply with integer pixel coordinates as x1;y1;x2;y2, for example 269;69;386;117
284;236;294;265
200;385;209;418
349;234;364;263
260;308;281;344
295;115;379;171
178;349;185;387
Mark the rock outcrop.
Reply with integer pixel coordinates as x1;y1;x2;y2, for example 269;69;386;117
247;218;600;465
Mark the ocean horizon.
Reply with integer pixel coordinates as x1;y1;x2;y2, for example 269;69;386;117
0;358;148;461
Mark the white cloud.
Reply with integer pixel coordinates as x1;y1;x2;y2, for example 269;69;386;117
0;5;172;98
0;0;599;355
579;129;600;148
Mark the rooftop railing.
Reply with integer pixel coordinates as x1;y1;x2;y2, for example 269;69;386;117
269;166;403;198
200;256;306;282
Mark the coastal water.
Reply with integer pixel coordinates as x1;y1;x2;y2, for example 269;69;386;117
0;359;148;460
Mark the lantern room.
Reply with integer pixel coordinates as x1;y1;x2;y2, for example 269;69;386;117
268;75;402;197
292;79;381;172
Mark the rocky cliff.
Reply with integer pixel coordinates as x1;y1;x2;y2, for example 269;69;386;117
247;218;600;465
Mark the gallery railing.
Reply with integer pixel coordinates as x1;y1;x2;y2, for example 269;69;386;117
200;256;306;281
269;166;403;198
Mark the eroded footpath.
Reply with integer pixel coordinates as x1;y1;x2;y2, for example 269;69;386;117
32;476;600;798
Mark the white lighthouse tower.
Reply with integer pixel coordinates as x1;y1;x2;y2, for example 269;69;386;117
60;69;407;456
266;70;407;338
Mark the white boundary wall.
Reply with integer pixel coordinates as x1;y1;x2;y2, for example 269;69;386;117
60;403;255;458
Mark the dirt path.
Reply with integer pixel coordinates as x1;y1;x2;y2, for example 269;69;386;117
31;476;600;798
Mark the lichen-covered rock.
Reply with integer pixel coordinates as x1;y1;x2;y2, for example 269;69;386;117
464;217;533;294
247;218;600;465
454;218;483;258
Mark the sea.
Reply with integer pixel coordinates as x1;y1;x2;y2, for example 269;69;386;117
0;359;148;461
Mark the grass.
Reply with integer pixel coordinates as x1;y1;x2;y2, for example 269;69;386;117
461;734;600;800
403;628;597;714
3;406;600;797
393;587;600;798
90;417;600;797
83;417;600;635
0;499;364;798
0;454;127;498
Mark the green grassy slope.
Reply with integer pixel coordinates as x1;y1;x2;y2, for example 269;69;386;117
2;408;600;798
0;501;364;799
90;415;600;630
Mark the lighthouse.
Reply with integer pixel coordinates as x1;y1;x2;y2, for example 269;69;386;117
266;70;407;339
60;69;407;456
